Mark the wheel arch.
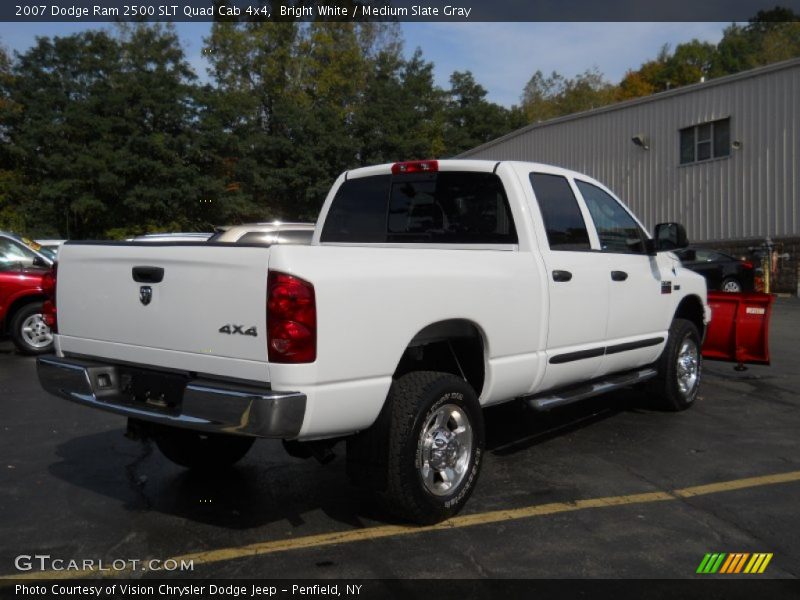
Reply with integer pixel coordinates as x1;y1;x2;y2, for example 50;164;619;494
393;319;487;400
674;294;706;340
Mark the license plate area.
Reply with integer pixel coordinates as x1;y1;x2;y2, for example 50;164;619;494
116;366;188;414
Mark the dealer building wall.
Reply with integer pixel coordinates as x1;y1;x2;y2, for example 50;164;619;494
461;58;800;293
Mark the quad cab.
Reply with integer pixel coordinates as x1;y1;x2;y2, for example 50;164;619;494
39;160;714;523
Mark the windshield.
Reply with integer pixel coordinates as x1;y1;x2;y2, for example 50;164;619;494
1;235;53;264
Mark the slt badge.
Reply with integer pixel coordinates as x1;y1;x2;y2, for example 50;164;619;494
139;286;153;306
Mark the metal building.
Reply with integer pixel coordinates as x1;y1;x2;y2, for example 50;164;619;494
461;58;800;293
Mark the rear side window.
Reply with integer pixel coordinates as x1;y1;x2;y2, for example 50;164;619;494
529;173;591;251
320;172;517;244
575;180;646;254
320;175;391;243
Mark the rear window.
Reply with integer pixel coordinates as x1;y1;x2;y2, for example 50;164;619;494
320;172;517;244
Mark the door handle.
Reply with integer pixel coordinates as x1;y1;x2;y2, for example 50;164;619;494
552;270;572;282
611;270;628;281
132;266;165;284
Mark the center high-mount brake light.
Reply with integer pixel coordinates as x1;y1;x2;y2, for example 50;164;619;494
267;271;316;363
391;160;439;175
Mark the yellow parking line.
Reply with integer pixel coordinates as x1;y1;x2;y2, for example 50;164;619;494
2;469;798;581
673;470;800;498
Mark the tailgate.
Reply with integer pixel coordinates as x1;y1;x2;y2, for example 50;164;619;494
56;242;271;379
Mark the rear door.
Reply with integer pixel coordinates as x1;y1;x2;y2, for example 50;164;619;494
56;242;272;381
527;171;609;391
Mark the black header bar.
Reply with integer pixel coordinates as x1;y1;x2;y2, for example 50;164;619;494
3;0;800;22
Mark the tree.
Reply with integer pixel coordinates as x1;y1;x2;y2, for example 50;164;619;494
521;70;564;122
443;71;514;155
3;26;203;238
0;41;23;232
521;68;615;121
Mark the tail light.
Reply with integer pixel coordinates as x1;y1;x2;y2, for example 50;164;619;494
267;271;316;363
391;160;438;175
41;264;58;331
741;260;754;270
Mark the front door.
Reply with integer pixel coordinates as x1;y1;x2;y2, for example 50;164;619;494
573;179;672;377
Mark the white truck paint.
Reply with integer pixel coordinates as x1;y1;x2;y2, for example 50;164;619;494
39;159;710;523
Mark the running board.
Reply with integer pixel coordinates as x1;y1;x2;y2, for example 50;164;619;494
521;368;658;412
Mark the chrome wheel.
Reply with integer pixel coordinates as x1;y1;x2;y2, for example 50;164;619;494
21;313;53;349
418;403;473;496
676;338;699;396
722;279;742;293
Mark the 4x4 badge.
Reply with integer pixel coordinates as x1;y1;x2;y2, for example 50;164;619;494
139;286;152;306
219;324;258;337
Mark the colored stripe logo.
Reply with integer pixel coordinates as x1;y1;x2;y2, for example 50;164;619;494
697;553;773;574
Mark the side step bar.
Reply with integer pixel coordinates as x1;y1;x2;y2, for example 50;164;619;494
521;368;658;412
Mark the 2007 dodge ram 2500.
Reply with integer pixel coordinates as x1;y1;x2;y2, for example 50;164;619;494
38;160;709;524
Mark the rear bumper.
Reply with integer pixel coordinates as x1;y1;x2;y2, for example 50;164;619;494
37;355;306;438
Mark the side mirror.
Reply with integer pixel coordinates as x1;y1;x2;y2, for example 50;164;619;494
653;222;689;252
32;255;48;267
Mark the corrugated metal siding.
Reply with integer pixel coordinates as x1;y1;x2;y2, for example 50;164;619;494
462;60;800;243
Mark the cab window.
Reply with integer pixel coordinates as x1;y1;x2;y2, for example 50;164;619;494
529;173;591;251
575;180;646;254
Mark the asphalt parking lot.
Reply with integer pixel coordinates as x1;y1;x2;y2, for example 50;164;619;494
1;299;799;581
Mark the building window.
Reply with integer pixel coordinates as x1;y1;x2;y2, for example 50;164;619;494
679;118;730;164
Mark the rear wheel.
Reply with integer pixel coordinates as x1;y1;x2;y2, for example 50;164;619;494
10;302;53;355
646;318;702;411
350;371;484;524
154;426;254;470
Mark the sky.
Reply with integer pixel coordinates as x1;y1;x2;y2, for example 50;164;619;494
0;21;727;107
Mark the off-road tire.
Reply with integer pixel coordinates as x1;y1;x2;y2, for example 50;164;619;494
154;426;254;470
646;318;702;411
363;371;485;525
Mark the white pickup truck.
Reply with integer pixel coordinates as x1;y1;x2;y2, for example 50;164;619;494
38;160;709;524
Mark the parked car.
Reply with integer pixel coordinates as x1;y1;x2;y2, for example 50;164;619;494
38;160;710;524
0;233;55;354
209;221;315;245
35;239;67;256
0;231;55;267
130;232;213;242
673;247;755;293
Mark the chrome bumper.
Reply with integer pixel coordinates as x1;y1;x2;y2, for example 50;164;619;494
37;355;306;438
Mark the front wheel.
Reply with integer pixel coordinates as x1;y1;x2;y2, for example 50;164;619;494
10;302;53;355
154;426;254;470
721;277;743;293
380;371;485;524
646;318;702;411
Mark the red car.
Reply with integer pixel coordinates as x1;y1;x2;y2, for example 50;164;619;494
0;233;55;354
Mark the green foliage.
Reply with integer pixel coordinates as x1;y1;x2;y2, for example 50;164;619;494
521;9;800;124
3;11;798;239
522;68;615;122
443;71;516;156
1;26;204;238
619;9;800;99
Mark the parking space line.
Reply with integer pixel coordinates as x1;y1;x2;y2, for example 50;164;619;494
3;469;799;581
